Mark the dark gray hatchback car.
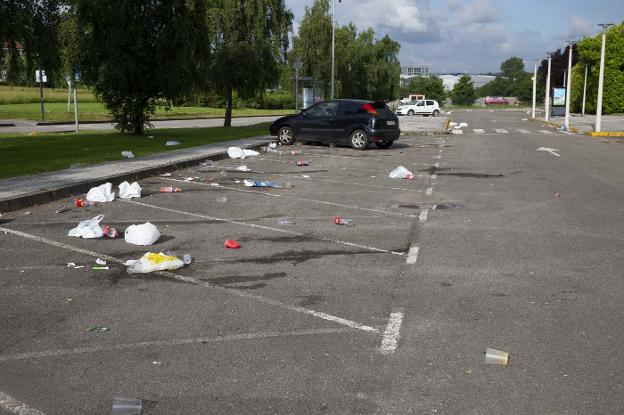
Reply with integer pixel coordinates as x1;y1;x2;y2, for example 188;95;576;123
269;99;400;150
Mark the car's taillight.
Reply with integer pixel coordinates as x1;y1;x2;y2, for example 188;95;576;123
363;103;377;116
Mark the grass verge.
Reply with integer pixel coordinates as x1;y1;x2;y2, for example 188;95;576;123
0;124;269;179
0;102;292;122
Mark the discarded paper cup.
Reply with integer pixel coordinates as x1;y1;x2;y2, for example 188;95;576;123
75;198;86;208
111;397;142;415
484;348;509;366
224;239;241;249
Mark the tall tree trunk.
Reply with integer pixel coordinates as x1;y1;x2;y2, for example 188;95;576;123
224;85;233;127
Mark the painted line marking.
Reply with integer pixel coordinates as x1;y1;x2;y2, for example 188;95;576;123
119;200;405;256
494;129;509;133
451;129;463;135
276;175;423;193
434;155;441;159
163;178;417;218
0;227;381;333
537;147;561;157
538;129;553;134
0;391;46;415
419;209;429;223
406;246;419;264
426;187;433;196
379;310;404;354
433;162;440;168
473;129;485;134
0;328;351;362
517;129;530;133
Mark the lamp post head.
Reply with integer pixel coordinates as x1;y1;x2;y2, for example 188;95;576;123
598;23;613;31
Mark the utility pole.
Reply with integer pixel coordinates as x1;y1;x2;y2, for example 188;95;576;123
563;41;574;130
582;64;588;116
293;61;303;113
37;54;45;122
331;0;335;99
545;53;552;121
596;23;613;132
531;60;538;119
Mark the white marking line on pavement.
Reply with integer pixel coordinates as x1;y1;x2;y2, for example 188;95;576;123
0;391;47;415
120;200;406;256
433;162;440;168
538;129;553;134
473;129;485;134
537;147;561;157
517;129;530;133
0;328;352;363
163;178;417;218
451;129;463;135
0;227;381;333
426;187;433;196
378;310;404;354
406;246;419;264
494;129;509;133
434;155;441;159
281;175;423;193
419;209;429;223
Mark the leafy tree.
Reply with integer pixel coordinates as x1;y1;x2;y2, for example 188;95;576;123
500;56;525;81
451;75;476;105
207;0;293;127
401;75;446;103
476;76;513;97
75;0;210;134
366;34;401;101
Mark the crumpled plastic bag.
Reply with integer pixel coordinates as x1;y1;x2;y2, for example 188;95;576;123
124;222;160;245
388;166;413;179
118;181;142;199
125;252;184;274
243;179;282;188
227;147;260;160
68;214;104;239
121;151;134;158
86;183;115;203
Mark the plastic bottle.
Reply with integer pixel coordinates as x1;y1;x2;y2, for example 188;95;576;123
182;254;192;265
102;225;120;238
74;198;95;208
334;216;353;227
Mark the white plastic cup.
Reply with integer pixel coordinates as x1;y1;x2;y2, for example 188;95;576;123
111;397;142;415
484;348;509;366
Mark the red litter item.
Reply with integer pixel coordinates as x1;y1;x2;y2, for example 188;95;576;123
291;149;301;155
296;160;309;166
224;239;241;249
160;186;182;193
102;225;120;238
75;198;86;207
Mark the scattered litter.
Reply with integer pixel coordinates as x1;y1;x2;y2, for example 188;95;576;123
121;151;135;158
165;140;180;146
111;397;142;415
236;165;250;171
68;215;104;239
269;142;277;149
243;179;281;188
485;348;509;366
334;216;353;227
153;361;161;365
227;147;260;159
92;266;109;270
125;252;185;274
224;239;241;249
102;225;120;238
216;196;227;203
219;170;228;177
88;326;109;333
537;147;561;157
118;181;142;199
159;173;172;177
74;198;95;208
521;118;528;121
160;186;182;193
291;149;302;155
182;254;192;265
388;166;413;180
86;182;115;203
148;135;154;139
55;205;69;214
23;211;32;215
296;160;309;166
95;258;107;266
554;192;561;198
235;180;241;184
67;263;84;269
210;183;220;187
199;160;215;167
277;217;294;225
184;177;195;182
124;222;160;246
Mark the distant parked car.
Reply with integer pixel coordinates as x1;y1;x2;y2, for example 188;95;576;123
485;96;509;105
396;99;440;117
269;99;400;150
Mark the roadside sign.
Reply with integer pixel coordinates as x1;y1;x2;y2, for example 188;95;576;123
35;70;47;83
552;88;566;106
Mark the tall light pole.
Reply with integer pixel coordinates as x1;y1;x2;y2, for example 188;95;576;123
596;23;613;132
563;41;574;130
531;59;538;119
545;53;552;121
293;60;303;112
331;0;335;99
582;64;588;116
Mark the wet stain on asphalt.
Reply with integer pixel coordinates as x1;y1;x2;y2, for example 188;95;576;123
438;172;504;178
238;235;310;243
435;203;460;210
440;282;453;287
299;295;324;306
227;249;375;265
201;272;287;289
392;203;421;209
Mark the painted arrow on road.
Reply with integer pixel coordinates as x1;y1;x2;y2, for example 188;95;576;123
537;147;561;157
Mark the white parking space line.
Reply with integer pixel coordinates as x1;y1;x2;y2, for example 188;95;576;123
494;129;509;133
434;155;441;159
433;162;440;168
517;129;530;134
279;176;423;193
0;227;382;333
378;310;404;355
426;187;433;196
0;328;352;363
451;129;463;135
0;391;47;415
406;246;419;264
538;130;553;134
473;129;485;134
163;178;418;218
419;209;429;223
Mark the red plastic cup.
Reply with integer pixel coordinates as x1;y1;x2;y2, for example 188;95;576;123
224;239;241;249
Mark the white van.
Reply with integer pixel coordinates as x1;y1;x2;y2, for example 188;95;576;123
396;99;440;117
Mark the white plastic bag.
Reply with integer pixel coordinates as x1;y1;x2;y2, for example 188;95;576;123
118;181;142;199
121;151;135;158
165;141;180;146
388;166;413;179
86;183;115;203
124;222;160;245
68;214;104;239
125;252;184;274
227;147;260;160
235;165;250;171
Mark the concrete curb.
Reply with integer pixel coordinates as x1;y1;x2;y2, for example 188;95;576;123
585;131;624;137
529;118;579;133
0;137;273;213
32;113;291;126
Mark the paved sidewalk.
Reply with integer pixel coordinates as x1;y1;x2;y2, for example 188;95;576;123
0;136;271;213
537;113;624;135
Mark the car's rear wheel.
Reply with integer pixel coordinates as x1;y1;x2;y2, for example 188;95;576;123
407;110;415;116
375;140;393;149
350;129;369;150
432;110;440;117
277;126;295;145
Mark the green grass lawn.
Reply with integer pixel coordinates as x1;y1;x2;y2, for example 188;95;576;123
0;102;292;122
0;124;270;179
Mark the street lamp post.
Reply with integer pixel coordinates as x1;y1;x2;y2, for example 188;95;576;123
563;41;574;130
293;61;303;113
582;64;588;116
531;60;538;119
596;23;613;132
545;53;552;121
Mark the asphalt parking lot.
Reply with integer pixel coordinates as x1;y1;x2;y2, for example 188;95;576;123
0;136;441;414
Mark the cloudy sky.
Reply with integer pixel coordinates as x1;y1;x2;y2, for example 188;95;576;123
285;0;624;74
